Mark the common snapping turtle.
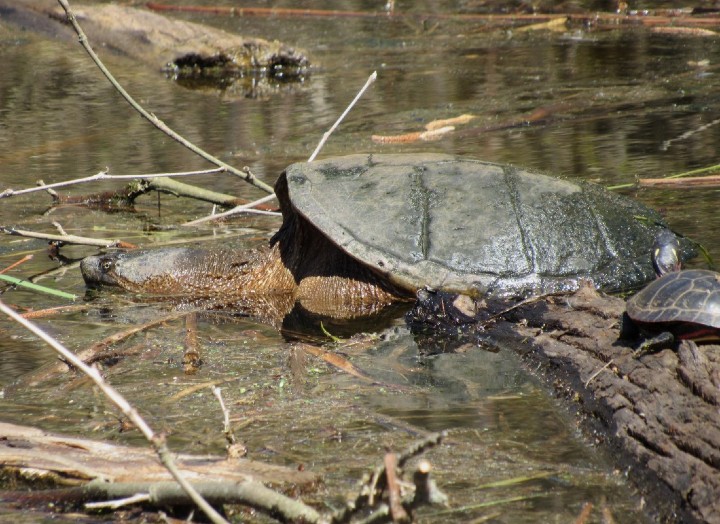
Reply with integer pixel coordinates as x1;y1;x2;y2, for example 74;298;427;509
81;153;692;319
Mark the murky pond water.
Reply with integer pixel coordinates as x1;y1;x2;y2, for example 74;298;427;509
2;1;720;522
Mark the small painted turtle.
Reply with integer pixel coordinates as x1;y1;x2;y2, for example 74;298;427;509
624;269;720;344
624;231;719;346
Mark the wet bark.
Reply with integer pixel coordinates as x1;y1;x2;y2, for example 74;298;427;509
0;421;318;488
492;284;720;524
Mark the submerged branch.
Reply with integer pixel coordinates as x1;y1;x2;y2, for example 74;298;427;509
146;177;243;206
17;309;190;390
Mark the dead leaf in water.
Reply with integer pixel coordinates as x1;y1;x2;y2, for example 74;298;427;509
425;113;476;131
372;126;455;144
372;112;476;144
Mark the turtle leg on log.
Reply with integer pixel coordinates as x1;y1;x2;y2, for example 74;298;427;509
410;283;720;523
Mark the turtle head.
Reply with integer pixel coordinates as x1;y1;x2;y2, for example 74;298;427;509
652;229;682;277
80;252;125;288
80;248;199;292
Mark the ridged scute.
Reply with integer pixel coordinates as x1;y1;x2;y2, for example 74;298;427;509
627;269;720;327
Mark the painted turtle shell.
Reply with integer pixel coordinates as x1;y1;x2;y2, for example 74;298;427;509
284;153;692;298
625;269;720;341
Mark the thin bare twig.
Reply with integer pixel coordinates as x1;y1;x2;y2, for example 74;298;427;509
182;193;280;226
212;386;242;452
212;387;233;439
85;493;151;510
383;453;408;522
56;0;273;194
0;299;230;524
585;359;615;387
0;168;226;200
1;227;134;249
308;71;377;162
0;255;34;275
51;222;68;236
661;115;720;151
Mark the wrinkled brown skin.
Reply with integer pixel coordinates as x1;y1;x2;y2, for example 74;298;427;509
80;173;411;319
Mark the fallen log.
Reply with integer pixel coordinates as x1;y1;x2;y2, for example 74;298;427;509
497;285;720;524
0;0;309;93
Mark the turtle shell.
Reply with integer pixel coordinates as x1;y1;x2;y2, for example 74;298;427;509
284;153;691;298
626;269;720;331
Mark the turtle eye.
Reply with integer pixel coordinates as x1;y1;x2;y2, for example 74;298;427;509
101;259;114;272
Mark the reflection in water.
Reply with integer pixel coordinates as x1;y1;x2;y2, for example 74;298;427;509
0;2;715;521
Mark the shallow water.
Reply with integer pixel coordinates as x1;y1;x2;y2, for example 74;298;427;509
2;1;720;522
